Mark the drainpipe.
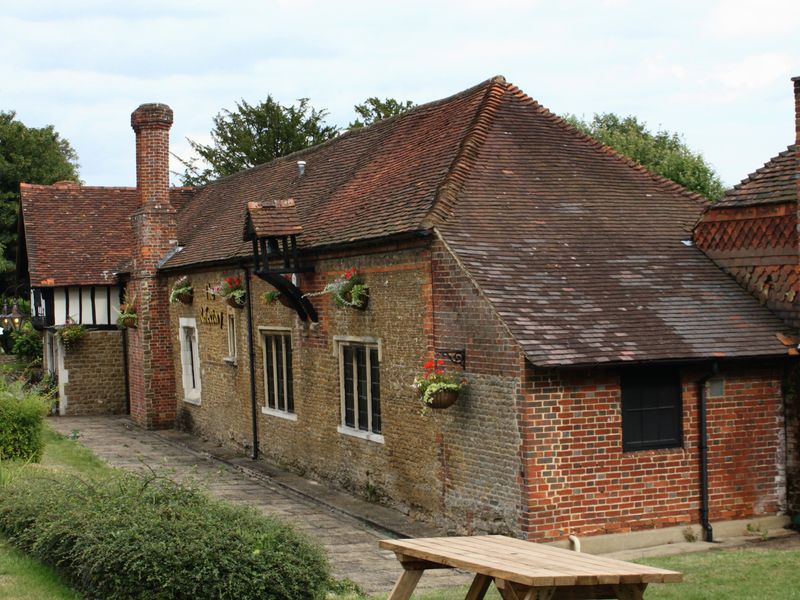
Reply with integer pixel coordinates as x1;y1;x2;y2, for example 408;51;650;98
698;361;719;543
243;266;259;460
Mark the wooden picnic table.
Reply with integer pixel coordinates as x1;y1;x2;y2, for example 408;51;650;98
379;535;682;600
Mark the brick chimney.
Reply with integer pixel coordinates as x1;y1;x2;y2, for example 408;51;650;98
128;103;178;429
794;76;800;207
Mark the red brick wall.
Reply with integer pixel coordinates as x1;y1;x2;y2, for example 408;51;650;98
519;363;785;541
127;103;178;429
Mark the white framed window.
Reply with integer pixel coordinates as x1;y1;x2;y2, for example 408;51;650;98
225;307;237;364
335;336;382;443
260;328;295;420
178;317;201;404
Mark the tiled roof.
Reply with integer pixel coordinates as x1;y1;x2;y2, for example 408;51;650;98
21;182;192;286
245;199;303;238
716;146;797;207
163;79;492;269
21;77;790;365
434;83;789;366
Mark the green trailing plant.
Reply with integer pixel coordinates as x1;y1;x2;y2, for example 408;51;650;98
305;267;369;309
168;275;193;304
55;320;86;350
0;377;49;461
262;290;282;305
0;468;331;600
413;359;467;411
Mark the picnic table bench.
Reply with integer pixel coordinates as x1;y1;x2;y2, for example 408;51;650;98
380;535;682;600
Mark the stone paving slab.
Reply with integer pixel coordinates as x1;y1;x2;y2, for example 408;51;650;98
48;416;471;595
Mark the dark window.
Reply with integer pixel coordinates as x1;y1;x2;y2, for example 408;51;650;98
263;333;293;414
340;342;381;434
621;368;682;451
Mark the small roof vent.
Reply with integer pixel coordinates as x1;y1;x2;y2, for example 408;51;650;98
297;160;307;177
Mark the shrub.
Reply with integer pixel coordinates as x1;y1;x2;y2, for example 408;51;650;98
10;321;43;364
0;468;331;600
0;379;49;461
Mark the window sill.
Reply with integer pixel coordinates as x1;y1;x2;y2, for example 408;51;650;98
261;406;297;421
223;356;238;366
337;425;384;444
183;395;201;406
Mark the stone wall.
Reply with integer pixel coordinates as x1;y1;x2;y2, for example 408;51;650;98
519;362;786;541
61;329;126;415
167;239;527;535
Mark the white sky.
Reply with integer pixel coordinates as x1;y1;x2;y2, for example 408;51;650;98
1;0;798;187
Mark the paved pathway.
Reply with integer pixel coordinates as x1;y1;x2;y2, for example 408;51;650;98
48;416;469;595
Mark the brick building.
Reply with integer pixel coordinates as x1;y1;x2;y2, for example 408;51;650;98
20;76;799;542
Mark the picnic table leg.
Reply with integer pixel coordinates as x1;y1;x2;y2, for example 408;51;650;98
495;579;555;600
464;573;492;600
386;568;424;600
611;583;647;600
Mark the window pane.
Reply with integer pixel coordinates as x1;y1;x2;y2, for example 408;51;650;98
343;345;354;428
370;348;381;434
285;335;294;413
356;346;368;431
621;368;681;451
276;336;285;411
265;335;274;409
184;327;196;389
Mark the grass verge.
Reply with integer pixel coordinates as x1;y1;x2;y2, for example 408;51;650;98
0;538;80;600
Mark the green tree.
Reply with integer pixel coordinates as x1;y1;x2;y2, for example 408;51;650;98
349;97;415;128
566;113;725;200
0;111;80;289
178;97;339;186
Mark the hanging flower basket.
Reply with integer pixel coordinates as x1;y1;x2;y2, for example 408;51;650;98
226;296;245;309
213;276;246;309
169;276;194;305
304;268;369;310
116;289;138;329
343;286;369;311
427;388;459;409
119;316;137;329
175;291;193;305
414;359;467;413
262;290;293;308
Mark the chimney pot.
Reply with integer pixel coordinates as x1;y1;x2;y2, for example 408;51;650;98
131;103;174;132
131;102;174;208
297;160;307;177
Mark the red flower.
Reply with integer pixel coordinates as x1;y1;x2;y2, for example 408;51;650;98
424;360;435;370
435;370;444;376
437;359;445;366
344;268;355;280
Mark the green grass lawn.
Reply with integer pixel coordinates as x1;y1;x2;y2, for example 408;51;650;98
4;426;800;599
638;549;800;600
0;427;108;600
0;538;80;600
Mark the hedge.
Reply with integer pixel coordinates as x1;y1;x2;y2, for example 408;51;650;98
0;469;331;600
0;378;49;461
